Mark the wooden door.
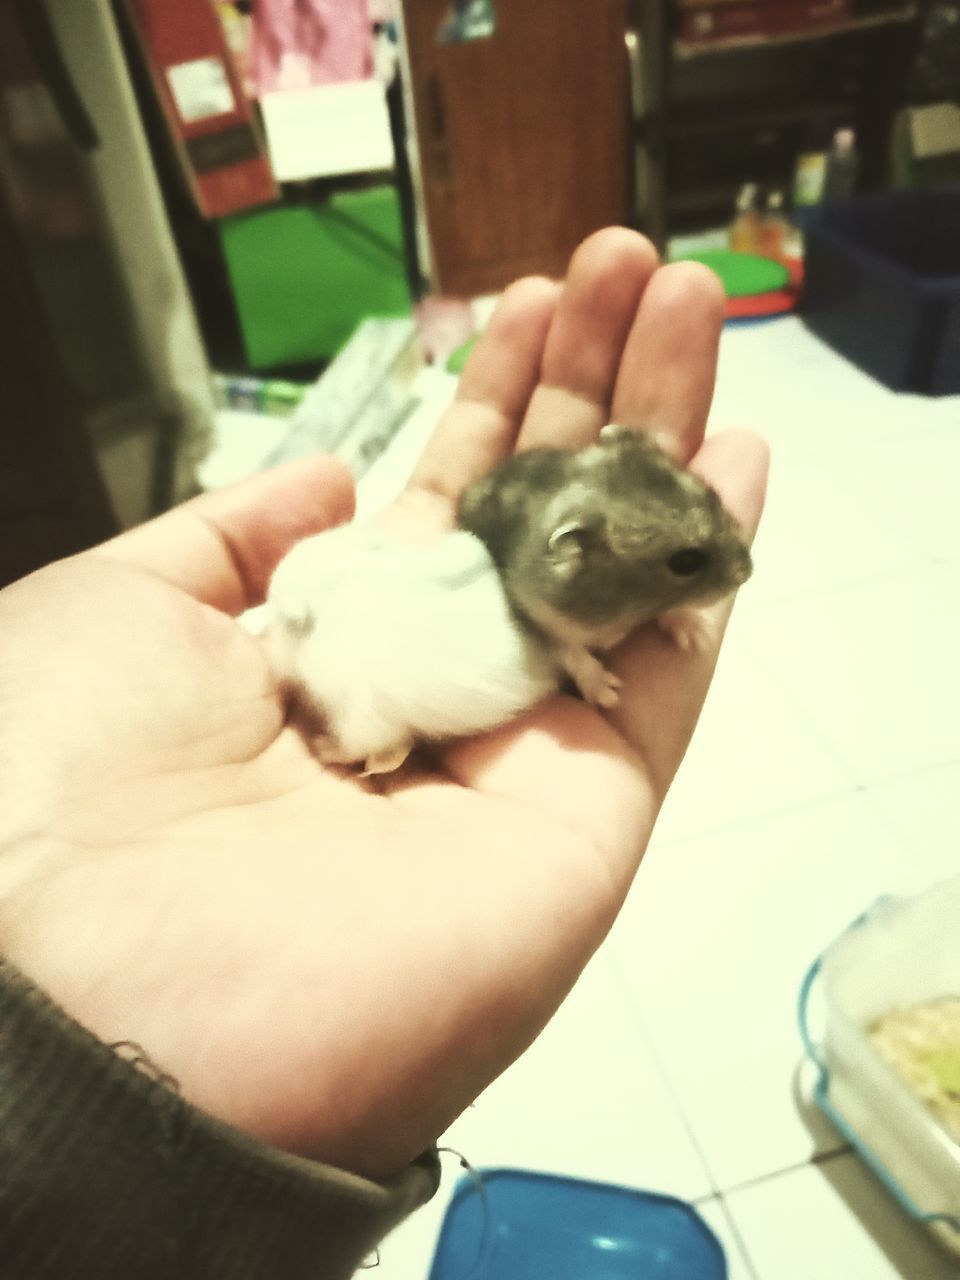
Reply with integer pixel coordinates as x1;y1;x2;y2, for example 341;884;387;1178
401;0;629;296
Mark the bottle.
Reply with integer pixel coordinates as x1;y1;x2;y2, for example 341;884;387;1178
758;189;787;259
823;128;859;201
793;148;827;208
729;182;760;253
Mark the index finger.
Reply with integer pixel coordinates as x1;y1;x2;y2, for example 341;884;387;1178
517;227;659;451
610;261;726;462
404;276;560;507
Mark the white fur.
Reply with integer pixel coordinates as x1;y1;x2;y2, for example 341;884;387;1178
265;523;560;769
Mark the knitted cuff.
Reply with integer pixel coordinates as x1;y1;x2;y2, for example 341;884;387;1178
0;960;440;1280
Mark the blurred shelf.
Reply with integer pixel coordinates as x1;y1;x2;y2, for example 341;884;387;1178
667;182;744;212
666;99;849;138
674;6;918;59
629;0;920;241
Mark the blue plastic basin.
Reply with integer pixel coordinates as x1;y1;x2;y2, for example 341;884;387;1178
427;1169;728;1280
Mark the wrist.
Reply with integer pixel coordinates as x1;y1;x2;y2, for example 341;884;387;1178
0;959;440;1280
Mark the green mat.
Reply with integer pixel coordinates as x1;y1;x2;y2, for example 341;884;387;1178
678;249;790;298
219;185;413;369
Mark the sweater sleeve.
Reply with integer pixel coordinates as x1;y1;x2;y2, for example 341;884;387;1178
0;961;440;1280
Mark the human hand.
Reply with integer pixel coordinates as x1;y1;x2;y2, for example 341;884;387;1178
0;228;768;1181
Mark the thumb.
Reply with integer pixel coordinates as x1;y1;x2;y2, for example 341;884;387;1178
93;456;356;614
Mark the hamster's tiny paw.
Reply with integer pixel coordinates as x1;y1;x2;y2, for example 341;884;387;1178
592;670;623;709
269;590;314;634
361;741;414;775
656;607;710;654
308;733;360;767
308;732;413;775
561;647;623;709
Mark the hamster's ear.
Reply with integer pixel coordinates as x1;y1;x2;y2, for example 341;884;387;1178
599;423;664;454
547;522;588;576
599;423;630;444
456;474;490;525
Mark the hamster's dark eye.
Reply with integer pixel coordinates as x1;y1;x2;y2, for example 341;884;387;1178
668;547;708;577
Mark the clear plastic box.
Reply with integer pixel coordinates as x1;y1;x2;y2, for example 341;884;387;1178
799;876;960;1255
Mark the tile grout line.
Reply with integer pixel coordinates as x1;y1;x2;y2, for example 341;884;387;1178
698;1148;856;1280
649;753;960;860
855;759;960;886
609;953;773;1278
735;553;951;617
708;1143;854;1203
738;569;960;796
649;782;860;852
714;1193;763;1280
605;950;723;1198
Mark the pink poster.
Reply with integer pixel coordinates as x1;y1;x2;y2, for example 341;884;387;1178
251;0;373;94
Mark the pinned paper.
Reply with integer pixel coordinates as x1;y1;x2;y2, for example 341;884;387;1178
166;57;235;123
260;79;393;180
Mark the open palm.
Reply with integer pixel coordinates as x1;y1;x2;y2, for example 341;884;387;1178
0;230;767;1182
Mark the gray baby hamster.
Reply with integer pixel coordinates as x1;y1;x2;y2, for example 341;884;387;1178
266;424;752;774
457;424;752;707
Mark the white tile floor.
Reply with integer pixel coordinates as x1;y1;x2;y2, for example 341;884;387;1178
207;315;960;1278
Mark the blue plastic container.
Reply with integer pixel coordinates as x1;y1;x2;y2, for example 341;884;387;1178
427;1169;727;1279
801;187;960;395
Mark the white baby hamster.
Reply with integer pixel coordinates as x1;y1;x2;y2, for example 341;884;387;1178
265;521;559;773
